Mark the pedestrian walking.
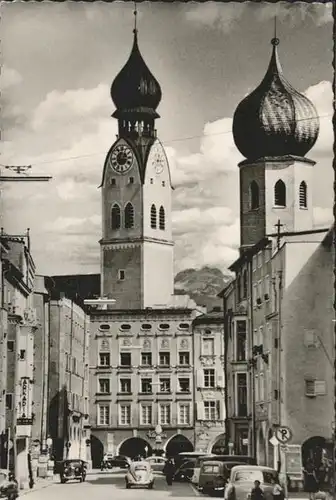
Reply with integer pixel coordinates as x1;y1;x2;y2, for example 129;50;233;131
101;453;109;471
250;480;265;500
163;458;175;486
271;477;284;500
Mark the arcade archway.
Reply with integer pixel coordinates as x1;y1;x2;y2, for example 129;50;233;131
90;435;104;468
302;436;332;469
210;433;226;455
118;437;152;459
165;434;194;458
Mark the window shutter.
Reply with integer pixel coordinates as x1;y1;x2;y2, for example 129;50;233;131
217;371;225;388
220;400;226;421
196;369;204;388
216;400;221;420
305;379;315;397
196;402;204;421
315;380;326;395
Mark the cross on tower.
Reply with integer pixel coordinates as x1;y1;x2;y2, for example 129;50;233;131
275;219;284;250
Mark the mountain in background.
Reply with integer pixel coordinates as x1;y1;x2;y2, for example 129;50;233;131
174;266;233;311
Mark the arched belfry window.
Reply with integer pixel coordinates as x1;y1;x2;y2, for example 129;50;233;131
124;203;134;229
150;204;157;229
111;203;121;230
274;180;286;207
159;206;165;230
250;181;259;210
299;181;307;209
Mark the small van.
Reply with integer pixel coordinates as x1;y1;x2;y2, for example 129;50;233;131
199;460;246;495
191;455;257;487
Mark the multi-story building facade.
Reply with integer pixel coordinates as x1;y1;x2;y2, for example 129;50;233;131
1;233;36;488
221;33;333;489
192;307;226;454
89;309;197;466
48;293;90;464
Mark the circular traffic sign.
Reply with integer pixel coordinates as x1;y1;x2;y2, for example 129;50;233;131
275;426;292;444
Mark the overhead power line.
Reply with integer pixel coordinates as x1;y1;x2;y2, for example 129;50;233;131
0;112;331;169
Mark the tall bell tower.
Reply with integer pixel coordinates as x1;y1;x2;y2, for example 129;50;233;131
99;8;174;309
232;33;320;252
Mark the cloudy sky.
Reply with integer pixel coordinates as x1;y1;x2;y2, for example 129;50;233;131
1;1;333;275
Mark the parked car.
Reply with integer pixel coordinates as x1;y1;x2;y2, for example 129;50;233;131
224;465;279;500
0;470;18;500
173;460;195;482
198;461;243;495
191;455;257;486
125;461;154;489
145;456;167;473
59;459;87;483
109;455;131;469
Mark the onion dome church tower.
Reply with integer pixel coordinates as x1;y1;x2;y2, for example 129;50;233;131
232;30;319;251
100;8;174;308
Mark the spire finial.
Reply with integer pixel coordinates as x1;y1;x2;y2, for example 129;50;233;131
133;1;138;35
271;15;279;46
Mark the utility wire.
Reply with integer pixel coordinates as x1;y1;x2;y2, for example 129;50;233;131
0;113;331;169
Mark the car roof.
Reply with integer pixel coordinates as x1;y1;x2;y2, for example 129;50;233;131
131;461;150;466
202;460;223;465
232;465;276;471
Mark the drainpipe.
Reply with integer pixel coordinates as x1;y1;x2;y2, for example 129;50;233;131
248;257;257;461
223;297;230;454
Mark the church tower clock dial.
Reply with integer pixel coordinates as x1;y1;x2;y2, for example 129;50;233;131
109;144;134;174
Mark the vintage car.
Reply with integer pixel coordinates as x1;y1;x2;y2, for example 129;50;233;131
59;459;87;483
105;454;131;469
0;470;18;500
145;456;167;473
191;455;257;486
173;460;195;482
125;461;154;489
198;461;244;495
224;465;280;500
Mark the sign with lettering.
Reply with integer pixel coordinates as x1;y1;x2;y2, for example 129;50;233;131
275;426;292;444
284;445;302;477
18;377;32;420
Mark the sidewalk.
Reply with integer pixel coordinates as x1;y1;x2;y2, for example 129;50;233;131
19;476;57;497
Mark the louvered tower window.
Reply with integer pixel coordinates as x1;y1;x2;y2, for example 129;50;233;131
159;206;165;230
124;203;134;229
250;181;259;210
111;203;121;229
150;204;157;229
274;180;286;207
299;181;307;208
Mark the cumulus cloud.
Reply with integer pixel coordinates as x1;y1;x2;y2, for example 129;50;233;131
185;1;332;31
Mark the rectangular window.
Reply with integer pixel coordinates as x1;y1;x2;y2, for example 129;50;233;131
120;378;131;393
236;320;247;361
159;377;171;393
7;341;14;352
178;403;190;425
98;404;110;426
141;378;152;394
110;178;116;186
178;378;190;393
264;275;270;300
129;177;134;185
99;353;110;366
159;404;171;425
204;401;217;420
236;373;248;416
159;352;170;366
118;269;125;281
99;378;110;394
141;352;152;366
259;373;265;402
19;349;26;360
203;369;215;388
304;331;318;348
178;351;190;366
5;393;12;410
305;379;326;397
120;352;131;367
202;338;214;355
119;404;131;425
140;404;152;425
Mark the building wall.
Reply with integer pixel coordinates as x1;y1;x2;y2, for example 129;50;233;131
142;241;174;308
89;309;196;465
48;298;89;462
193;316;226;453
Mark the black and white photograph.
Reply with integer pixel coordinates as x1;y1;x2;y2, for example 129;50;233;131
0;1;334;499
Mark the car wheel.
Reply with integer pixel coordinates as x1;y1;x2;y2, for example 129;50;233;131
126;482;131;489
148;482;154;489
60;478;66;484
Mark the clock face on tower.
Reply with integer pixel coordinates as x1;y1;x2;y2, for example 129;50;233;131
109;145;134;174
151;144;165;174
